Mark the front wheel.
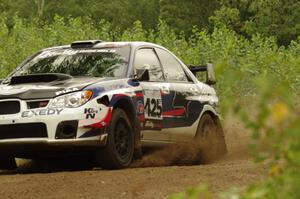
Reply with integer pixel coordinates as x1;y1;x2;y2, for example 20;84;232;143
95;108;134;169
196;113;227;163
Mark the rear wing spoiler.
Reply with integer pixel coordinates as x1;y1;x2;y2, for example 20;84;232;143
188;63;216;85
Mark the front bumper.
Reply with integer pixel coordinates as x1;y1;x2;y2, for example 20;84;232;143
0;98;110;150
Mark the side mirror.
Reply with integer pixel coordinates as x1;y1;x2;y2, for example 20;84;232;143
206;63;216;85
134;69;150;82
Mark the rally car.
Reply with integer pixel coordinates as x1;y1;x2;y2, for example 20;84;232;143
0;40;226;170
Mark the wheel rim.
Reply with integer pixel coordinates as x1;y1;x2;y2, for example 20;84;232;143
113;119;131;161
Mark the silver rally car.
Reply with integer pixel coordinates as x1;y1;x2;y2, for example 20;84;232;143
0;40;226;169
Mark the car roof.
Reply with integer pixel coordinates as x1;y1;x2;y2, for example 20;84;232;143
44;41;164;51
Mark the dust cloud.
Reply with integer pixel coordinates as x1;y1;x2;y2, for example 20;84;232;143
132;115;250;168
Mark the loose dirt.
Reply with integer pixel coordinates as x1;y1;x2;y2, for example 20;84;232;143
0;116;267;199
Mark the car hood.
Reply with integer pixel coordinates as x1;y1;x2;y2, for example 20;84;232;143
0;77;112;100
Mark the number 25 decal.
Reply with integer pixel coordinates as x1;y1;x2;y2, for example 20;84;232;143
144;98;162;119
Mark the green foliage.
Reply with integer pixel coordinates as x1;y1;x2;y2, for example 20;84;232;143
1;0;300;45
215;0;300;45
160;0;220;34
213;74;299;199
0;0;160;31
245;0;300;45
209;6;241;33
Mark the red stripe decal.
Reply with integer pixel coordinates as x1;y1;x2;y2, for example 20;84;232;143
138;115;145;122
135;92;144;98
162;108;185;117
113;94;127;98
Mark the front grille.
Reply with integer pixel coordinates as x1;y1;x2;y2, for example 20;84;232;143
27;100;49;109
0;101;20;115
0;123;48;140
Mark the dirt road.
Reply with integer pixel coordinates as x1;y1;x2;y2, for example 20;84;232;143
0;118;267;199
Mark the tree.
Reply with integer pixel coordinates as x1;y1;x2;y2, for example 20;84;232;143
214;0;300;45
0;0;160;31
160;0;220;33
245;0;300;45
35;0;45;17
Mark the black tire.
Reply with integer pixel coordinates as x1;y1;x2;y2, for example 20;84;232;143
95;108;134;169
0;156;17;170
196;113;227;163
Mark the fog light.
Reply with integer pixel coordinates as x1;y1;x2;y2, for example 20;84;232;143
55;120;78;139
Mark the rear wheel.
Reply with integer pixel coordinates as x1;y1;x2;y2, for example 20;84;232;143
95;108;134;169
0;156;17;170
196;113;227;163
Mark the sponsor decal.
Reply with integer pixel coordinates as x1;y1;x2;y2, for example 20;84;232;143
145;121;154;128
143;120;162;130
137;100;144;114
56;88;79;96
83;107;112;128
84;108;100;119
22;108;63;118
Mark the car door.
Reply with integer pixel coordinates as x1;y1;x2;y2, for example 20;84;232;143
155;48;202;141
134;48;171;142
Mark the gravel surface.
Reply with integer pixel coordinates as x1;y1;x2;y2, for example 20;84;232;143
0;117;267;199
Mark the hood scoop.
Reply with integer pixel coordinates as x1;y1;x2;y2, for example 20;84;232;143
10;73;73;85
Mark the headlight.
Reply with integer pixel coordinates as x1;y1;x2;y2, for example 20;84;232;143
49;90;93;108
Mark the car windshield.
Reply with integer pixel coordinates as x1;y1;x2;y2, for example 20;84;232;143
10;46;130;78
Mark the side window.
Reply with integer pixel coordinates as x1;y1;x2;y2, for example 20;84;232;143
155;48;188;82
134;48;164;81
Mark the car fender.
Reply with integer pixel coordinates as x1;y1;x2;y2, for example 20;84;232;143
199;104;218;119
